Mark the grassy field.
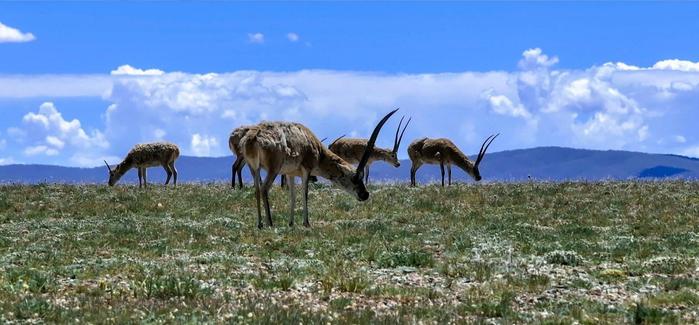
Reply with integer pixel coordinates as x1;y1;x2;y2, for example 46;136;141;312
0;181;698;324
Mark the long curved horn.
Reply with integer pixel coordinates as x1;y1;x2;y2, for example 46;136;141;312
356;108;399;179
104;160;112;172
320;137;328;143
393;116;411;153
329;134;346;148
475;133;499;167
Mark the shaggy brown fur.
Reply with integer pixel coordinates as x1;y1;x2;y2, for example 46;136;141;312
106;142;180;187
329;138;398;184
240;109;397;229
229;125;255;189
328;116;409;184
228;125;319;189
408;135;497;186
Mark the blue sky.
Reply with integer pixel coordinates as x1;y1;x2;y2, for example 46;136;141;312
2;2;699;166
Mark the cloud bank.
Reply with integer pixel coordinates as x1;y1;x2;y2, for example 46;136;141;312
0;22;35;43
2;49;699;166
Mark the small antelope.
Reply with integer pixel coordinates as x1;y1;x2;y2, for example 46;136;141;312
241;109;398;228
229;128;322;189
328;116;410;184
105;142;180;187
408;134;498;186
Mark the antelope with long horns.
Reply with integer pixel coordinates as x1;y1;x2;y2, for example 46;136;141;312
240;109;398;228
407;134;498;186
105;142;180;188
328;116;410;184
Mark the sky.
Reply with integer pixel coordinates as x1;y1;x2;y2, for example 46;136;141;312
1;2;699;166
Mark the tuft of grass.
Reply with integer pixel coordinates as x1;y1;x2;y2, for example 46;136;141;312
544;250;584;266
630;301;678;324
377;246;435;268
642;256;695;275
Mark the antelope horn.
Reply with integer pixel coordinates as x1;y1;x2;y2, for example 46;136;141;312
475;133;499;167
329;134;346;148
393;116;411;153
320;137;328;143
104;160;112;172
356;108;399;180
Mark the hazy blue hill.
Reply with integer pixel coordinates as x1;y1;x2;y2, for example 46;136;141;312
1;147;699;184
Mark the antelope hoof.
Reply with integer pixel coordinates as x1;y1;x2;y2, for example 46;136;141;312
303;222;311;228
257;222;264;229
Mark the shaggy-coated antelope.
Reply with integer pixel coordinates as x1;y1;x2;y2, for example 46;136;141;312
229;125;255;189
105;142;180;187
229;127;323;189
241;109;398;228
408;134;498;186
328;116;410;184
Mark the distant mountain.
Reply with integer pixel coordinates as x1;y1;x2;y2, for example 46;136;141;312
1;147;698;184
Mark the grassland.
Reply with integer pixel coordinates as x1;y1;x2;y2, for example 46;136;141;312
0;181;698;324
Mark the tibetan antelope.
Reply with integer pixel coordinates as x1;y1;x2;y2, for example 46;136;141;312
328;116;410;184
408;134;499;186
105;142;180;188
229;128;323;189
240;109;398;228
229;125;256;189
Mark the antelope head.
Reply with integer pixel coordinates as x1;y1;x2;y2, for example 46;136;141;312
331;109;398;201
470;134;499;181
105;160;119;186
388;116;411;167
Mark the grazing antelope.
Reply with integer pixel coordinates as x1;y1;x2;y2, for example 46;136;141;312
329;116;410;184
229;125;256;189
105;142;180;188
241;109;398;228
408;134;499;186
229;128;323;189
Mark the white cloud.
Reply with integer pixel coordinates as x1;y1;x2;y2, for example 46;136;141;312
248;33;265;44
0;138;6;150
0;75;111;98
5;52;699;165
111;65;164;76
484;93;533;120
24;145;59;156
518;48;559;70
0;22;35;43
0;157;14;165
652;59;699;72
191;134;219;156
16;102;108;163
681;145;699;158
675;135;687;144
287;32;300;42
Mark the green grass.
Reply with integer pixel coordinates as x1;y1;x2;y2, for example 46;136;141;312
0;181;698;323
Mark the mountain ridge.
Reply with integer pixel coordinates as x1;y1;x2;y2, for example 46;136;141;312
1;146;698;184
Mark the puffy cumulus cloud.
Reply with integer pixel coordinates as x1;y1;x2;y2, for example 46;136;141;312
248;32;264;44
652;59;699;72
111;65;164;76
103;67;510;157
191;134;219;156
6;53;699;165
483;93;533;120
14;102;108;165
0;22;35;43
518;48;559;70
